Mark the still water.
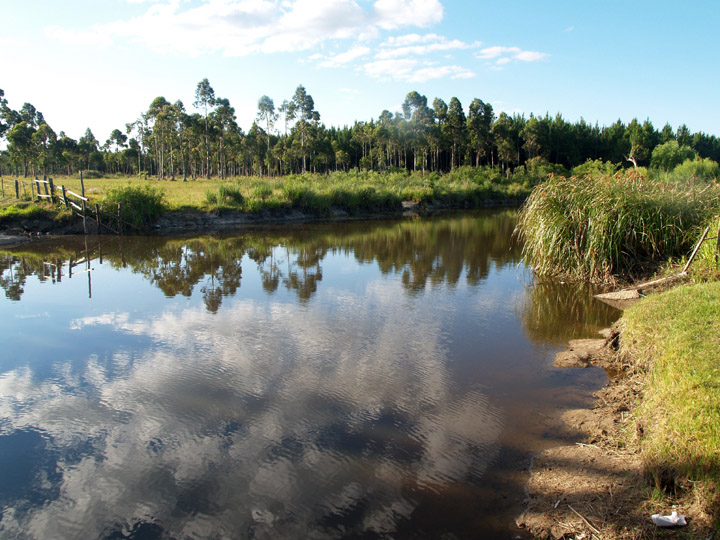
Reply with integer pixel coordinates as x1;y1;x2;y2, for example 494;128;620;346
0;210;619;539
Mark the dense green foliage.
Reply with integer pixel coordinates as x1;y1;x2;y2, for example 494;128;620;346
2;82;720;180
100;185;165;229
621;282;720;516
516;170;720;281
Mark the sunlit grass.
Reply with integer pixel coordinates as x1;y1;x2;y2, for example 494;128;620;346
621;282;720;518
21;167;530;219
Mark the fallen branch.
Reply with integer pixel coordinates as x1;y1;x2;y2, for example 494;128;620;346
567;504;603;538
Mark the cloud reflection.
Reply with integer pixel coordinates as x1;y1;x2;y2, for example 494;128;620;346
0;278;503;538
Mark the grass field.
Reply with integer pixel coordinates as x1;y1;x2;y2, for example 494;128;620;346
0;167;532;223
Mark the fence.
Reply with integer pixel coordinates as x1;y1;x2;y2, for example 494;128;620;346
1;173;138;236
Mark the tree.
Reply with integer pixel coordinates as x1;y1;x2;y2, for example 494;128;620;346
402;91;433;172
445;97;467;169
291;85;319;174
6;121;36;176
256;95;278;175
193;78;216;176
650;140;695;170
467;98;494;167
0;89;9;140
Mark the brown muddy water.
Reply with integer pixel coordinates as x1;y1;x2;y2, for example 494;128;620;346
0;210;619;539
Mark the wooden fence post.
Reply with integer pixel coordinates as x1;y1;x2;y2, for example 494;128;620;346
82;199;87;235
95;204;102;235
14;180;19;199
35;179;41;200
49;178;55;203
1;178;4;198
80;171;85;198
62;185;69;208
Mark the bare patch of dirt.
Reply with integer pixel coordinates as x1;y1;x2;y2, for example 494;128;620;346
517;327;715;539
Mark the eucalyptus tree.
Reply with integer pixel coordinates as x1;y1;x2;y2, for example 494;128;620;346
432;98;448;170
6;121;36;176
445;97;467;169
145;97;172;178
212;97;239;178
256;95;277;175
467;98;494;167
291;85;319;173
32;123;57;175
193;78;216;176
402;91;434;172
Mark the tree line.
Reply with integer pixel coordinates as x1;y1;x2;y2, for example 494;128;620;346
1;81;719;179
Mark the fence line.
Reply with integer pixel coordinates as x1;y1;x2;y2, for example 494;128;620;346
1;175;138;236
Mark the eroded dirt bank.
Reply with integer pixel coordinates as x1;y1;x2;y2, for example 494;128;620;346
516;328;715;539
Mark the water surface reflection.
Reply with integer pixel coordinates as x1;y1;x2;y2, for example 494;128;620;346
0;211;618;538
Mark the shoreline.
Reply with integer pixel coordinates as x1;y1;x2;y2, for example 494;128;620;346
517;323;715;538
0;198;522;247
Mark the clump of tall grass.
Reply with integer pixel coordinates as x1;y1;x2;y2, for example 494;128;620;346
516;170;720;282
101;184;165;229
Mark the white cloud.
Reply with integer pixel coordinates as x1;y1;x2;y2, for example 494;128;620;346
363;58;474;83
318;46;371;67
476;45;548;66
372;0;443;30
46;0;444;57
375;34;479;60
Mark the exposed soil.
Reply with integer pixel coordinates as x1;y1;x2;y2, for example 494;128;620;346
516;327;715;539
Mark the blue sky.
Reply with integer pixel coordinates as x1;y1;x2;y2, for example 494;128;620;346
2;0;719;143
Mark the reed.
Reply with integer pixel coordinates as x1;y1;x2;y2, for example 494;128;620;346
516;170;720;282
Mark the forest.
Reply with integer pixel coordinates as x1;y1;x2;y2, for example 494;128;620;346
1;79;719;180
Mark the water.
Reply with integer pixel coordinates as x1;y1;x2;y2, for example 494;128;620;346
0;210;619;539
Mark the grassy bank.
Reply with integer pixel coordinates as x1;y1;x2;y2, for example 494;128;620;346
0;167;532;232
516;170;719;282
620;282;720;523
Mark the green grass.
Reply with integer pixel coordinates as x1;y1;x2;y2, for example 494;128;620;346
516;169;720;282
0;203;50;223
13;167;529;218
620;281;720;518
100;184;166;229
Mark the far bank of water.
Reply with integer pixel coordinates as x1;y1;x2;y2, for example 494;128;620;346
0;210;619;539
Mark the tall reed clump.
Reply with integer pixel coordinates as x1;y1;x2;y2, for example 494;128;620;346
101;185;166;230
516;170;720;282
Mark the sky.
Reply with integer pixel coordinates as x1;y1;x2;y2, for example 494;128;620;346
2;0;719;144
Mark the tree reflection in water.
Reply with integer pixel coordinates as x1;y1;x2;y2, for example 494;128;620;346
0;210;520;310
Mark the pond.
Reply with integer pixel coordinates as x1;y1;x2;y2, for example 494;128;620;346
0;210;619;539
